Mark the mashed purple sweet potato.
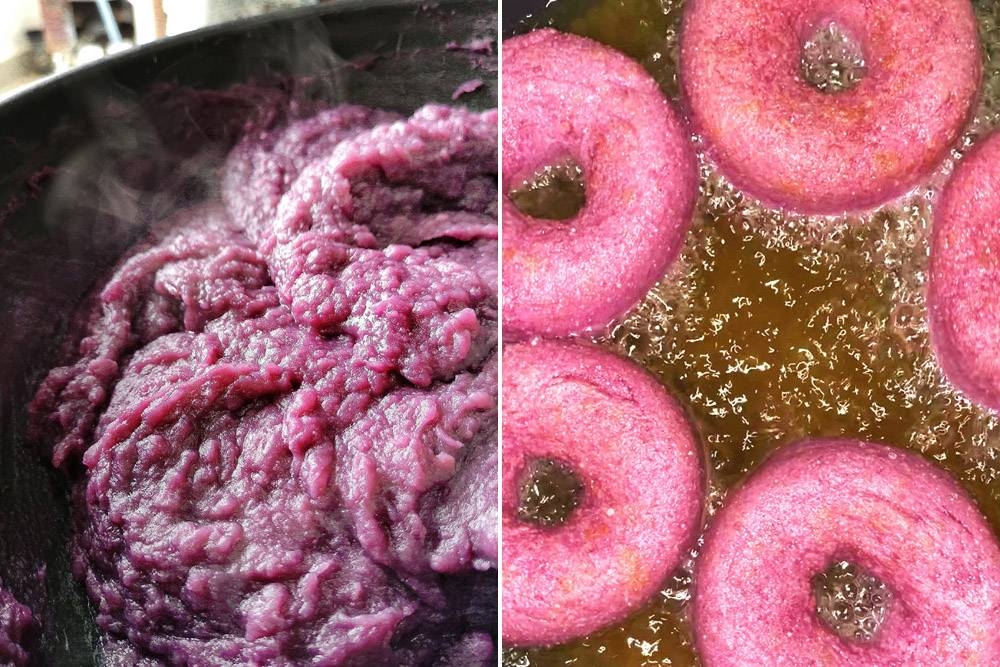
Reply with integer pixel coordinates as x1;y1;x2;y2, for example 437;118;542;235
30;104;497;665
0;587;33;666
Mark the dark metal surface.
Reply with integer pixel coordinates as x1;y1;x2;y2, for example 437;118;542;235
0;1;496;664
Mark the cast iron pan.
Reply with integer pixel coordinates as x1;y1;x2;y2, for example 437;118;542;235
0;1;496;663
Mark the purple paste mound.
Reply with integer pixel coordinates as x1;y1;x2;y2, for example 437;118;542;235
30;104;498;666
0;587;34;667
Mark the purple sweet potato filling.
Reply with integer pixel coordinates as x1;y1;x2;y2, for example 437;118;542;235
0;587;34;667
30;104;497;665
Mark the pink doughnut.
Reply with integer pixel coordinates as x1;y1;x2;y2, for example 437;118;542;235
680;0;981;214
502;340;703;646
693;439;1000;666
929;130;1000;411
502;29;698;338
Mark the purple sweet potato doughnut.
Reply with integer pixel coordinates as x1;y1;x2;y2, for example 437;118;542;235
502;29;698;338
680;0;981;214
502;340;703;646
693;439;1000;666
929;130;1000;411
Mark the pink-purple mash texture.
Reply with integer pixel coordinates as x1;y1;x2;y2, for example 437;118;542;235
502;340;703;646
30;104;498;666
680;0;981;215
502;29;698;338
693;439;1000;666
0;587;33;667
929;129;1000;412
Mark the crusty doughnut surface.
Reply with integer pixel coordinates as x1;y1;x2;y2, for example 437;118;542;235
503;29;697;337
693;438;1000;666
681;0;981;214
502;340;704;646
929;129;1000;412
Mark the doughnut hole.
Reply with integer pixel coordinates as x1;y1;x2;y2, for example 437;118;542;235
516;457;584;527
812;560;892;642
799;22;867;93
507;159;586;221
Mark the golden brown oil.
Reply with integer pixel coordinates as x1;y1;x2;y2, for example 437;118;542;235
509;161;587;220
504;0;1000;665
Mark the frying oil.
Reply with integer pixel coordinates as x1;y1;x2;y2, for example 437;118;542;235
504;0;1000;664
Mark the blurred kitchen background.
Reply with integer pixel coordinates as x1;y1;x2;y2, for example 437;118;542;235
1;0;321;98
